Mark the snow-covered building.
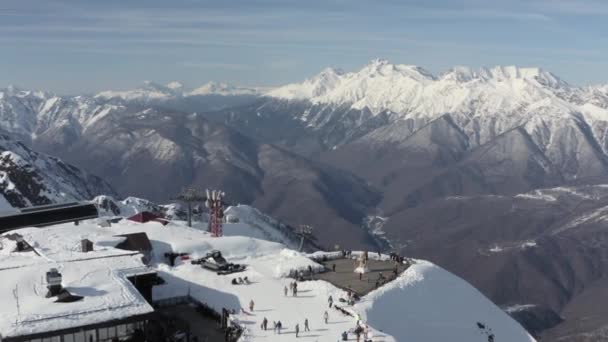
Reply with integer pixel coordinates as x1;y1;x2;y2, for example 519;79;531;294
0;224;157;342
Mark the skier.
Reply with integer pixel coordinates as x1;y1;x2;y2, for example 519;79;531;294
284;285;288;296
324;310;329;324
328;295;333;308
304;318;310;332
277;321;282;334
249;299;255;312
295;323;300;337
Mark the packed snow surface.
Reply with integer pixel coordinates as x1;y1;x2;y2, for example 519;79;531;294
1;216;534;341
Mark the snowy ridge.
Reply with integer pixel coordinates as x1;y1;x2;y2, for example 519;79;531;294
188;82;260;96
266;59;581;117
0;133;116;210
95;81;260;101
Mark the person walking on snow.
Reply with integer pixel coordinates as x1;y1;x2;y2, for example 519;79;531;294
284;285;288;296
295;323;300;337
261;317;268;330
277;321;282;334
304;318;310;332
249;299;255;312
328;295;333;308
324;311;329;324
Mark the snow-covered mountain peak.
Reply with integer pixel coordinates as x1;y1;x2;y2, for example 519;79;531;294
361;59;435;81
483;66;567;88
439;65;567;88
166;81;184;90
267;60;582;116
188;81;259;96
96;81;178;101
1;85;50;100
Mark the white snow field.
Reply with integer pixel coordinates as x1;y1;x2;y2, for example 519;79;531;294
1;215;535;342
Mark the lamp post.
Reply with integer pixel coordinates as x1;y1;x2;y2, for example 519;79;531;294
296;224;313;252
174;188;206;227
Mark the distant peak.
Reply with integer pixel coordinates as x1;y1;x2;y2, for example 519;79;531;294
439;65;568;88
362;59;436;81
6;84;21;92
188;81;258;96
166;81;184;90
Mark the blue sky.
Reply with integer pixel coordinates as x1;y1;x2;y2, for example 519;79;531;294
1;0;607;94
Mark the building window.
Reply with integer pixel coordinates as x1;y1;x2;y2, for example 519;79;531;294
117;325;127;337
85;330;96;342
107;326;116;338
64;334;75;342
98;328;108;340
51;337;61;342
74;331;85;342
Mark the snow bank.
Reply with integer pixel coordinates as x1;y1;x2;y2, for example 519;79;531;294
356;260;536;342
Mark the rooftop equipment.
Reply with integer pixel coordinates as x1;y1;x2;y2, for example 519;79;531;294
46;268;63;298
191;249;246;275
81;239;94;253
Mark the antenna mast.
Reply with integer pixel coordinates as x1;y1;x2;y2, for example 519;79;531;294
206;189;225;237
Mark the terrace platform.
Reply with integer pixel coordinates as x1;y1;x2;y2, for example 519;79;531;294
316;258;410;296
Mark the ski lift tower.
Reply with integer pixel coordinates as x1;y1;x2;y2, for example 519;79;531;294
175;188;206;227
206;189;226;237
296;224;313;252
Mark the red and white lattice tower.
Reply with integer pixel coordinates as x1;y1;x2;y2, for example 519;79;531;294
206;189;225;237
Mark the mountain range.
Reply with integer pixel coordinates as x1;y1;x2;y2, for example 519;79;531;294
4;59;608;339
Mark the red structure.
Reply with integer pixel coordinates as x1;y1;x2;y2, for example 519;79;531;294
206;190;225;237
127;212;168;225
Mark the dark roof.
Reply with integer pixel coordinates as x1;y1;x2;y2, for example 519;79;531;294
127;211;168;225
0;202;98;234
115;232;153;253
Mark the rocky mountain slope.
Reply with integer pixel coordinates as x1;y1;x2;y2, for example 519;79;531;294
379;184;608;341
0;130;116;210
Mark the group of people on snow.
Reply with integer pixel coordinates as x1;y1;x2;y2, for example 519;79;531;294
230;276;250;285
286;281;299;296
341;321;374;342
